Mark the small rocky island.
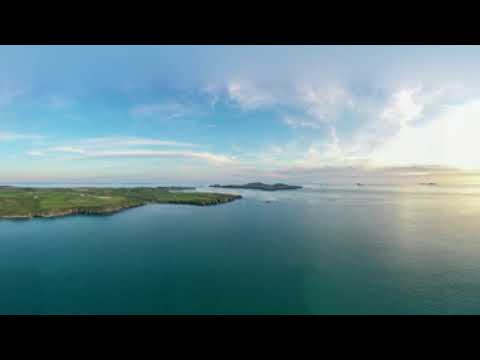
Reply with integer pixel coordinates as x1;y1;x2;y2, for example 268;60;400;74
210;182;302;191
0;186;241;220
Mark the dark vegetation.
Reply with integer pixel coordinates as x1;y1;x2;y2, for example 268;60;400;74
210;182;302;191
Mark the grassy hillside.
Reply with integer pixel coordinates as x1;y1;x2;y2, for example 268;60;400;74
0;187;241;218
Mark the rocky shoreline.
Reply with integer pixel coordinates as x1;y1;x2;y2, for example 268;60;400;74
0;203;144;220
165;195;242;206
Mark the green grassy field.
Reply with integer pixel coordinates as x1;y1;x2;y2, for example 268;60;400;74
0;187;241;218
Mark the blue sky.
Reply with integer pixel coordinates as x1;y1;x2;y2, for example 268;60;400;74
2;45;480;184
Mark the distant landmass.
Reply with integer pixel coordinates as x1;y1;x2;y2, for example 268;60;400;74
0;187;241;220
156;186;196;191
210;182;303;191
419;182;437;186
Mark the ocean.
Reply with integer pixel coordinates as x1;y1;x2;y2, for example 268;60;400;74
1;184;480;314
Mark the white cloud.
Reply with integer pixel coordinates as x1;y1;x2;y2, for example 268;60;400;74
278;85;356;130
26;150;45;157
208;80;354;128
226;81;275;110
35;137;198;155
269;92;480;178
237;130;357;173
380;88;423;128
80;150;234;164
48;146;86;154
207;83;480;183
26;136;233;165
290;126;370;170
330;85;464;162
79;136;198;148
369;98;480;170
296;85;354;123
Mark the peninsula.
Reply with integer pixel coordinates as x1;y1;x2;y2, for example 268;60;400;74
210;182;302;191
0;186;241;219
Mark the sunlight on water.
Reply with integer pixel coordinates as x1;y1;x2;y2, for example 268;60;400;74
2;183;480;314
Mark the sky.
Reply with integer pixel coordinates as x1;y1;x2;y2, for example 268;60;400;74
2;45;480;185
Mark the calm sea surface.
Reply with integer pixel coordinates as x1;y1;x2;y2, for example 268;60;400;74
2;184;480;314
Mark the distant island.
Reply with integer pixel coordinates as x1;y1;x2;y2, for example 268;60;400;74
0;186;241;220
419;182;437;186
210;182;302;191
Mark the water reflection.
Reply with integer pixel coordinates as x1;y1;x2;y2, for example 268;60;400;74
2;184;480;314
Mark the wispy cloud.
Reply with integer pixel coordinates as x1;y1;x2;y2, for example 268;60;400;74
26;135;233;165
77;136;198;149
6;45;480;184
296;85;354;123
282;115;323;129
213;80;355;128
33;136;199;154
47;146;86;154
77;150;234;164
130;102;190;119
25;150;46;157
368;97;480;169
0;132;45;142
234;84;480;182
380;88;423;128
226;81;276;110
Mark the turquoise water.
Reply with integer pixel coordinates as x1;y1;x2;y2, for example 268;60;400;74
2;184;480;314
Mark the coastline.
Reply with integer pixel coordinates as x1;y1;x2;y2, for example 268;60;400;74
0;203;144;220
0;192;242;220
